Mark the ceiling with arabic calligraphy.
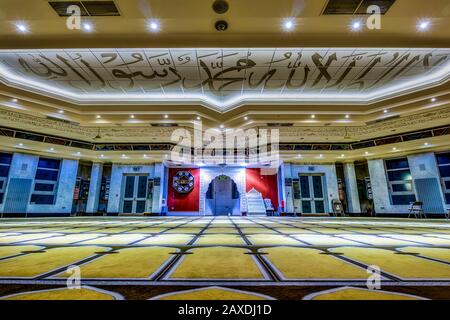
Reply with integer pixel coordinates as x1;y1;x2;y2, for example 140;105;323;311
0;48;449;111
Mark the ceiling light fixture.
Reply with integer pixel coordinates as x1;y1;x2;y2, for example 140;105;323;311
11;98;18;103
283;19;295;32
96;115;101;119
383;109;388;113
431;97;437;102
345;114;350;119
424;142;429;146
164;114;168;118
351;20;362;31
147;20;160;32
244;116;248;120
82;22;93;32
58;110;64;114
392;147;397;151
417;20;431;31
130;114;135;119
311;114;316;119
15;22;29;33
196;116;201;120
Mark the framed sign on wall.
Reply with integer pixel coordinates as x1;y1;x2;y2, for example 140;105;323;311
172;171;195;193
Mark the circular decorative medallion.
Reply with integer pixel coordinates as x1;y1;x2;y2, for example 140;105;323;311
172;171;195;193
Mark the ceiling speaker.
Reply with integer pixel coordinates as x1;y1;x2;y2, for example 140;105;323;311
212;0;229;14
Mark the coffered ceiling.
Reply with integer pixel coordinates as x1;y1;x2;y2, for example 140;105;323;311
0;48;449;111
0;0;449;140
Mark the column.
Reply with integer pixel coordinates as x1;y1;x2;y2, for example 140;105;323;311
283;163;294;213
86;162;103;214
152;163;166;214
367;158;393;214
343;162;361;214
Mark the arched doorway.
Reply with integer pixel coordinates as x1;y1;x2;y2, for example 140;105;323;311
205;175;240;215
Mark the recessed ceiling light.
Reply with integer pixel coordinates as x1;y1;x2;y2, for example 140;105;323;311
244;116;248;121
58;110;64;114
365;151;369;155
82;22;93;32
96;115;101;119
383;109;388;113
319;154;323;158
424;142;429;146
351;20;362;31
417;20;431;31
345;114;350;119
283;19;295;31
49;148;55;151
130;114;135;119
11;98;18;103
392;147;397;151
18;143;23;147
121;154;126;157
164;114;168;119
100;154;104;158
196;116;201;120
341;154;345;157
147;20;160;32
297;154;302;158
15;22;29;33
220;124;224;128
311;114;316;119
431;98;437;102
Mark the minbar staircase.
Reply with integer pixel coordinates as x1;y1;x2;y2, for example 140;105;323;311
245;188;266;216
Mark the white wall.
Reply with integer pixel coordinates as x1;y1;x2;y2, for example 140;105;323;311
283;163;339;214
0;153;77;215
107;164;155;213
27;159;78;214
369;152;447;214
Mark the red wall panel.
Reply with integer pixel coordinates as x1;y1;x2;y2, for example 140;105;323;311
167;168;200;212
245;168;279;210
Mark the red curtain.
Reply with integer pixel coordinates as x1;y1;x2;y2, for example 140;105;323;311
245;168;279;210
167;168;200;212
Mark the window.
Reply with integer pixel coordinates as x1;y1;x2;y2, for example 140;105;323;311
436;152;450;204
30;157;61;205
0;153;12;204
385;158;416;205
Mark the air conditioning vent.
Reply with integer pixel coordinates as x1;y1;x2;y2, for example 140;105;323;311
46;116;80;126
82;1;120;16
322;0;395;15
49;1;120;17
365;115;399;125
150;123;179;127
266;123;294;127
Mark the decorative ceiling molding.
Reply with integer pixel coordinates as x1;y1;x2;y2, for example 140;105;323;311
0;107;449;143
0;48;449;111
